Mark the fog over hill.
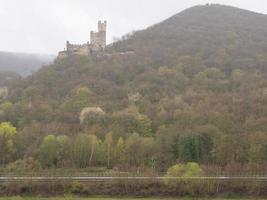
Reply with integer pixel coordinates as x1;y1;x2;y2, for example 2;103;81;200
0;51;55;76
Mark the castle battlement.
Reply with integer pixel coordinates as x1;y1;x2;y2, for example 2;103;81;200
58;21;107;59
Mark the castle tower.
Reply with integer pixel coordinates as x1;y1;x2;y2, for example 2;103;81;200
90;20;107;50
66;41;70;51
98;20;107;49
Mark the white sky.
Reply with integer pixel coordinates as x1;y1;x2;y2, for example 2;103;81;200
0;0;266;54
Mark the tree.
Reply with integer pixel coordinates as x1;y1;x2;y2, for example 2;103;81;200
38;135;69;168
172;136;179;161
71;134;98;168
38;135;57;167
114;137;126;165
88;134;98;165
105;132;113;168
183;136;200;162
138;115;153;137
155;126;174;170
195;125;219;163
248;132;267;163
125;133;142;166
193;68;227;92
0;122;17;164
231;69;244;83
62;86;92;113
96;139;107;165
139;137;157;168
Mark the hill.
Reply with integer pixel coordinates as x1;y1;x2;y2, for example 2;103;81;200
110;4;267;72
0;51;55;76
0;5;267;172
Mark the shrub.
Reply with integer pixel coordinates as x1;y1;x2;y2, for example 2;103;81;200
5;157;42;174
164;162;204;189
165;162;203;178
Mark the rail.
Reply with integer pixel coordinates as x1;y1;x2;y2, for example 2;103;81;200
1;176;267;181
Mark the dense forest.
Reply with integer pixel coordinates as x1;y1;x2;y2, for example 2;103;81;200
0;4;266;174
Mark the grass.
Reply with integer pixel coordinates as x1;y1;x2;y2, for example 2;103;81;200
0;198;187;200
0;198;264;200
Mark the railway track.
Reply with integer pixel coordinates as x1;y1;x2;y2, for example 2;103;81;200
0;176;267;181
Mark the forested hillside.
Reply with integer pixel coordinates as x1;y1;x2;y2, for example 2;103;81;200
0;4;266;173
0;52;55;76
0;72;20;86
110;4;267;72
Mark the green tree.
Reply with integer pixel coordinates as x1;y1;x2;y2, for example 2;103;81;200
138;115;153;137
193;68;227;92
105;132;113;168
125;133;142;166
0;122;17;164
114;137;126;164
62;86;92;113
183;136;200;162
172;136;179;161
248;132;267;163
71;134;98;168
155;126;174;170
140;137;157;168
38;135;69;167
96;139;107;165
231;69;244;83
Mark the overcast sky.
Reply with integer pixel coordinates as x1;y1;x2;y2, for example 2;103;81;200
0;0;266;55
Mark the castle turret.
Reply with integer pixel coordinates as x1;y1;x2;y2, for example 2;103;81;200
98;20;107;32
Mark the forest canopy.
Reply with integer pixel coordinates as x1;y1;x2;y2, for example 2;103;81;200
0;4;267;173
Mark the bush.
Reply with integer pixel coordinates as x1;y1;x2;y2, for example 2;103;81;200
164;162;204;189
5;157;42;174
165;162;203;178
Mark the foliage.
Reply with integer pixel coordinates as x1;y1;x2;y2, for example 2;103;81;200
0;122;17;164
0;5;267;172
70;134;98;168
165;162;203;178
5;157;41;173
165;162;203;187
38;135;69;167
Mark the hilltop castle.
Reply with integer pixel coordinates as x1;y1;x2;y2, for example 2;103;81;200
58;21;107;58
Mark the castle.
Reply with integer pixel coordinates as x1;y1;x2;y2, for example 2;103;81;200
58;21;107;58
